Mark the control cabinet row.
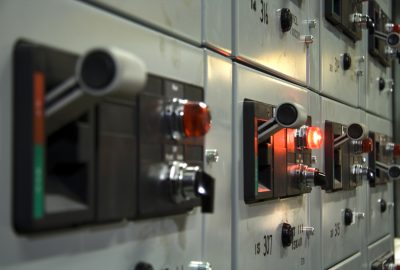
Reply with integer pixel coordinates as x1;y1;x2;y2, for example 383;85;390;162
0;1;399;270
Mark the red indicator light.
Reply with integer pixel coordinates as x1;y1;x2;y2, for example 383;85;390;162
393;24;400;33
394;144;400;156
183;101;211;137
362;138;373;153
306;126;323;149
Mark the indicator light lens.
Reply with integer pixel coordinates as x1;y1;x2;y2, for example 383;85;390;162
306;126;323;149
393;24;400;33
362;138;373;153
183;102;211;137
394;144;400;156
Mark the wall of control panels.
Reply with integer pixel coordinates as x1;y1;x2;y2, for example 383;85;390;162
0;0;399;269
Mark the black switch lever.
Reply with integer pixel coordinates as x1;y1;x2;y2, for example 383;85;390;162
195;171;215;213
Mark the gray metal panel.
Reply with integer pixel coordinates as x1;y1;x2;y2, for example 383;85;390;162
327;252;363;270
203;50;232;270
319;8;364;107
0;1;204;269
202;0;232;54
234;63;314;270
366;60;393;120
320;98;366;268
85;0;202;43
367;234;393;267
366;113;393;137
234;0;310;84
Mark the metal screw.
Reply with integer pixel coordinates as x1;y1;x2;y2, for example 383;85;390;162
304;19;317;28
205;149;219;164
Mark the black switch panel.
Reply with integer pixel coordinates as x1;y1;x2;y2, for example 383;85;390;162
368;0;391;67
13;40;211;233
325;0;362;41
324;121;354;192
243;99;321;204
368;132;392;186
243;99;274;203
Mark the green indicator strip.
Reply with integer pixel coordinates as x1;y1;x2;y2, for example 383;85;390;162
33;144;44;219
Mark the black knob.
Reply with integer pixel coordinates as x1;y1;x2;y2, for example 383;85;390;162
344;208;353;226
314;170;326;187
195;171;215;213
281;223;294;248
380;199;387;213
135;262;154;270
342;53;352;71
280;8;293;33
378;77;386;91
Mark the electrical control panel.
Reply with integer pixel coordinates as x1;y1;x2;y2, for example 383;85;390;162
368;235;395;269
243;100;325;203
323;121;370;192
233;63;321;270
13;40;214;232
366;114;395;245
234;0;311;84
0;1;214;269
365;0;394;119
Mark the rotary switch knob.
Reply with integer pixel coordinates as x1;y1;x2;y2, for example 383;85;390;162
342;53;352;71
165;99;211;140
344;208;353;226
280;8;293;33
379;199;387;213
281;223;294;248
379;77;386;91
168;161;215;213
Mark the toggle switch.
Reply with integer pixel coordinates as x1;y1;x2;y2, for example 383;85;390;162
167;161;215;213
258;102;307;145
280;8;293;32
46;46;147;134
281;223;294;248
303;226;315;236
165;99;211;140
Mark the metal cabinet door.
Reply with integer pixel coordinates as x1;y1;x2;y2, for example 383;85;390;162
320;98;366;268
233;63;314;270
82;0;202;43
234;0;311;84
318;2;365;107
366;114;394;244
0;1;204;269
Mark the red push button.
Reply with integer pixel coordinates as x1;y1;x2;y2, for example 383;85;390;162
362;138;373;153
394;144;400;156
